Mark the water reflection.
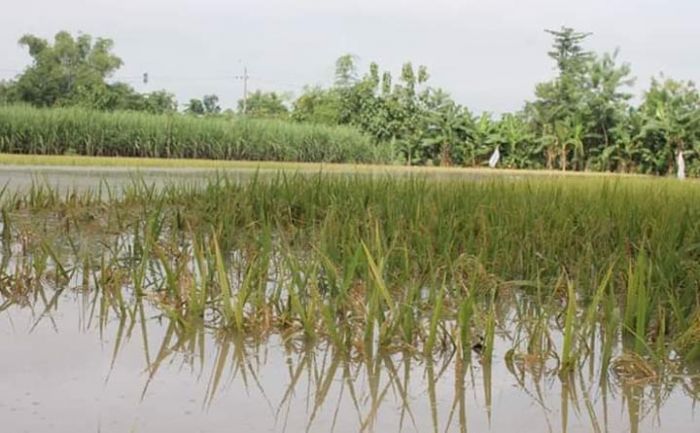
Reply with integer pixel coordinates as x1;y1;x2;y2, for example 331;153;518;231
2;288;698;433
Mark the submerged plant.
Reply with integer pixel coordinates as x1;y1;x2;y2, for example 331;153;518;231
2;173;700;379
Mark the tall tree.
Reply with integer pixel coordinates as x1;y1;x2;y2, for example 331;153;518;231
13;31;123;107
143;90;178;114
545;27;593;116
582;51;635;171
528;27;593;169
291;87;342;125
0;81;15;105
418;89;474;166
186;98;205;115
203;94;221;114
239;90;288;118
334;54;359;88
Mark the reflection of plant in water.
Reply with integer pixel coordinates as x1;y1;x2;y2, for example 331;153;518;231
3;275;699;433
612;352;658;385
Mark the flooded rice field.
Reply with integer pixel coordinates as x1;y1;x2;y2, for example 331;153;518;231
1;172;699;433
2;290;699;433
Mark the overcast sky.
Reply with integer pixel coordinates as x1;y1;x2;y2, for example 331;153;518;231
1;0;698;113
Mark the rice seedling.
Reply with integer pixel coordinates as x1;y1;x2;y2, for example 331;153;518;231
2;171;700;398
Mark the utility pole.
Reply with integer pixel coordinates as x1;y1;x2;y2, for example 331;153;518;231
235;67;249;114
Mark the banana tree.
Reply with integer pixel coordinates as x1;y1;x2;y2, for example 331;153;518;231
467;113;499;167
419;91;474;166
552;119;584;171
637;77;700;174
493;114;541;168
590;111;644;173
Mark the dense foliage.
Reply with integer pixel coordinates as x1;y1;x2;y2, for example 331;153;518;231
0;105;388;163
0;31;178;114
239;90;289;118
2;29;700;173
287;31;700;174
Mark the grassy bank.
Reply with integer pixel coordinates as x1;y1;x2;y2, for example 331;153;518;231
2;174;699;379
0;152;657;181
0;105;390;164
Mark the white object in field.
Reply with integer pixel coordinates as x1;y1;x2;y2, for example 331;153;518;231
488;147;500;168
677;150;686;180
371;319;380;355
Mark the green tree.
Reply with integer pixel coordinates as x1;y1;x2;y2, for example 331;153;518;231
0;81;16;105
581;51;635;171
82;84;177;113
13;31;123;107
545;27;592;113
493;114;541;168
331;57;433;154
637;77;700;174
239;90;288;118
470;113;499;166
601;108;645;173
186;98;205;115
185;94;221;115
334;54;359;88
417;89;473;165
291;87;342;125
143;90;178;114
528;27;592;169
97;82;146;111
203;94;221;114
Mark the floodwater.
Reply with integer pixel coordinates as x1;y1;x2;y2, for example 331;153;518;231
0;167;698;433
2;290;698;433
0;165;256;192
0;164;516;193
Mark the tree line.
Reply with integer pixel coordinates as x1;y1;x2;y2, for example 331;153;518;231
1;29;699;174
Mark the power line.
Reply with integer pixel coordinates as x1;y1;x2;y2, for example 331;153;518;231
1;67;314;90
114;74;234;82
0;65;324;109
249;77;308;90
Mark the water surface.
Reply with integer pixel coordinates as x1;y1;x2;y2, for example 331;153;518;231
2;290;697;433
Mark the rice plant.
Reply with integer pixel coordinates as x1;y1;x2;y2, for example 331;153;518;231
2;173;700;379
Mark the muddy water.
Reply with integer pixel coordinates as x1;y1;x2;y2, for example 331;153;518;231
0;165;505;193
1;292;697;433
0;168;698;432
0;165;255;192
